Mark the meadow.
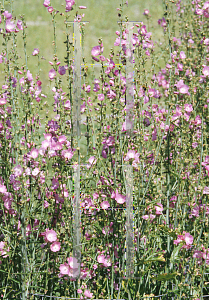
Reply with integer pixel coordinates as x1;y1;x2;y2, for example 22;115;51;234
0;0;209;299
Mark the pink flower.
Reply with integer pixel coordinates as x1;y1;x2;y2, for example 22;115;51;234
179;51;186;59
115;190;126;204
30;148;39;159
143;9;149;15
79;6;86;9
88;156;97;166
3;11;12;19
61;149;74;160
91;46;101;57
155;203;163;215
84;290;93;298
124;150;137;161
98;93;104;101
32;168;40;177
45;229;57;242
58;66;66;75
27;70;33;82
0;185;7;194
59;263;70;275
17;20;23;30
47;6;54;13
184;232;193;245
67;257;79;269
49;69;56;80
101;201;110;209
13;165;23;177
203;66;209;77
179;84;189;94
50;241;61;252
32;48;39;56
5;20;16;33
43;0;50;7
97;254;106;264
77;289;82;294
203;186;209;194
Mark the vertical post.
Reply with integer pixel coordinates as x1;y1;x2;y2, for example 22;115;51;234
73;21;81;137
123;164;134;279
125;22;134;137
72;164;81;278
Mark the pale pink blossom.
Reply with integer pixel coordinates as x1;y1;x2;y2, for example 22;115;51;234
27;70;33;82
84;290;93;298
203;66;209;77
91;46;101;57
101;201;110;209
43;0;50;7
32;48;39;56
3;11;12;19
179;51;186;59
155;203;163;215
30;148;39;159
98;93;104;101
184;232;193;245
5;20;16;33
13;165;23;177
32;168;40;177
67;257;79;269
115;190;126;204
97;254;106;264
50;241;61;252
45;229;57;242
59;263;70;275
49;69;56;80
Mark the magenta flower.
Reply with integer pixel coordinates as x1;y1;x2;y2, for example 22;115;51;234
203;66;209;77
101;201;110;209
49;69;56;80
45;229;57;242
5;20;16;33
58;66;66;75
3;11;12;19
50;241;61;252
47;6;54;13
79;6;86;9
91;45;101;57
13;165;23;177
43;0;50;7
65;0;75;12
17;20;23;30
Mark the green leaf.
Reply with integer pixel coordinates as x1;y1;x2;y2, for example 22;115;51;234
152;272;180;281
170;244;182;271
